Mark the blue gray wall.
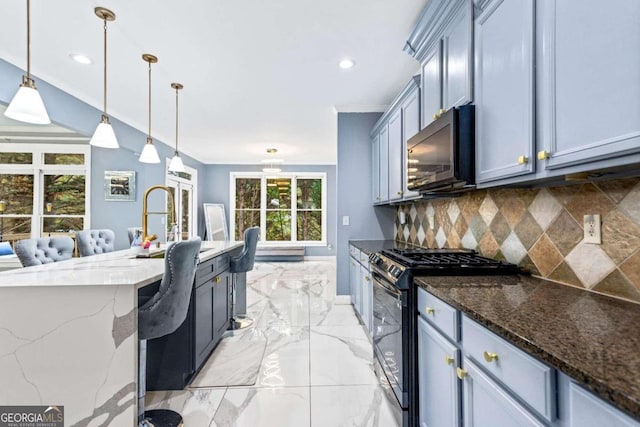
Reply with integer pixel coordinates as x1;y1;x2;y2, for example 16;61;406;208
0;59;207;249
337;113;396;295
203;164;336;257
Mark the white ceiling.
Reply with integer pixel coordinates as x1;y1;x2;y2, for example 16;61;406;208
0;0;426;164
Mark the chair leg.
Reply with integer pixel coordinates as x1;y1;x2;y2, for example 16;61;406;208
229;272;253;330
138;339;184;427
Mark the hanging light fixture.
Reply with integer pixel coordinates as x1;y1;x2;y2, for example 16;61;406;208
89;7;118;149
139;54;160;163
168;83;185;172
4;0;50;124
261;148;283;173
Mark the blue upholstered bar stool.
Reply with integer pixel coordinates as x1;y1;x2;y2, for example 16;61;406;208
76;229;115;257
229;227;259;330
138;237;201;427
14;236;74;267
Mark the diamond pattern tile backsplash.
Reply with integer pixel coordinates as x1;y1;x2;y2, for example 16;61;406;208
395;177;640;303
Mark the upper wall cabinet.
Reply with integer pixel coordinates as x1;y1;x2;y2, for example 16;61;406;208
474;0;535;184
371;77;421;205
537;0;640;170
406;0;473;129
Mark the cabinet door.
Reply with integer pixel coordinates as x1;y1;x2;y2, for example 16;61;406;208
402;88;421;199
538;0;640;170
569;382;640;427
212;272;230;338
475;0;535;184
349;256;358;306
443;0;473;110
372;134;381;204
379;126;390;203
460;357;545;427
418;316;460;427
388;110;403;202
360;264;372;332
194;281;214;368
421;43;443;129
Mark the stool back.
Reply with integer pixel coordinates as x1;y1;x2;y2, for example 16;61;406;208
230;226;259;273
77;229;115;257
14;236;74;267
138;238;201;341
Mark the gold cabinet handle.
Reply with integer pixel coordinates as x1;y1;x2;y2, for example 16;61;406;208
396;191;404;196
456;367;467;379
438;108;446;116
365;276;371;282
517;155;529;165
445;355;454;366
537;150;550;160
432;113;438;120
483;351;498;363
214;276;221;283
425;307;435;315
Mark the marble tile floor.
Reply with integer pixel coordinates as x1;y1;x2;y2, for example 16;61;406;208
147;259;400;427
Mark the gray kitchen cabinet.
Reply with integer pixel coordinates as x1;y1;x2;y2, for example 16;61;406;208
421;44;443;129
379;126;389;203
537;0;640;171
349;255;361;315
442;0;473;111
474;0;535;184
371;133;381;204
459;357;545;427
413;0;473;130
565;378;640;427
388;109;403;202
401;85;421;200
370;76;420;206
418;315;461;427
360;264;372;333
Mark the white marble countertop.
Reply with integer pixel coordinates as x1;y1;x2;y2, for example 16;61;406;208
0;240;243;288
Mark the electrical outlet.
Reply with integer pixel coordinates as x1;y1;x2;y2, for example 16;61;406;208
583;214;601;244
342;216;350;226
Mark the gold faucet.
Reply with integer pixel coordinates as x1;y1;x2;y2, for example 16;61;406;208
142;185;177;242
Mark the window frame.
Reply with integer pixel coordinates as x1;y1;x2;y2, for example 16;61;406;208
230;171;327;246
0;143;91;239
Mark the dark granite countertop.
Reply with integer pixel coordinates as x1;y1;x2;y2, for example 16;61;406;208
415;274;640;420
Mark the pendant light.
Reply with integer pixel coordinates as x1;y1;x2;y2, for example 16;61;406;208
262;148;283;173
4;0;50;124
139;54;160;163
168;83;185;172
89;7;119;149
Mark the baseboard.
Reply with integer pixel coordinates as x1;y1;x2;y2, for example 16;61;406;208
303;255;336;261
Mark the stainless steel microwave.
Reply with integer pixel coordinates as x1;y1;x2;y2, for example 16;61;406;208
406;105;475;193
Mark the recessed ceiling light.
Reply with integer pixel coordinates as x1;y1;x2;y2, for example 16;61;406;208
339;58;355;69
69;53;93;65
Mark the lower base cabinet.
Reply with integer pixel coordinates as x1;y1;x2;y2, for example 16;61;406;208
459;357;545;427
417;316;460;427
194;271;230;369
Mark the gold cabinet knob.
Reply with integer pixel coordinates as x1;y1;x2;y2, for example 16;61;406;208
456;367;467;380
537;150;550;160
433;113;438;120
365;276;371;282
483;351;498;363
425;307;435;315
438;108;446;116
397;191;404;196
517;155;529;165
445;355;454;366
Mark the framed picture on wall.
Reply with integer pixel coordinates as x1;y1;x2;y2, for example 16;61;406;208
104;171;136;201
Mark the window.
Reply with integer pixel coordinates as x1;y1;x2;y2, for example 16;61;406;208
230;172;326;245
0;144;90;244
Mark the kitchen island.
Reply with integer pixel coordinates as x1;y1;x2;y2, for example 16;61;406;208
0;240;242;426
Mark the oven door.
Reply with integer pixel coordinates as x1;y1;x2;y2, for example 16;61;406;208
371;270;408;409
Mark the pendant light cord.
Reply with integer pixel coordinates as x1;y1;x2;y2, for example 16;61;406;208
26;0;31;79
103;18;108;115
175;87;179;152
148;61;152;138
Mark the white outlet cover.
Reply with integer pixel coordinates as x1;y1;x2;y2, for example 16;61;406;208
583;214;602;244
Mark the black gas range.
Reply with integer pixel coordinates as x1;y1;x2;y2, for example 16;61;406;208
368;247;521;427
